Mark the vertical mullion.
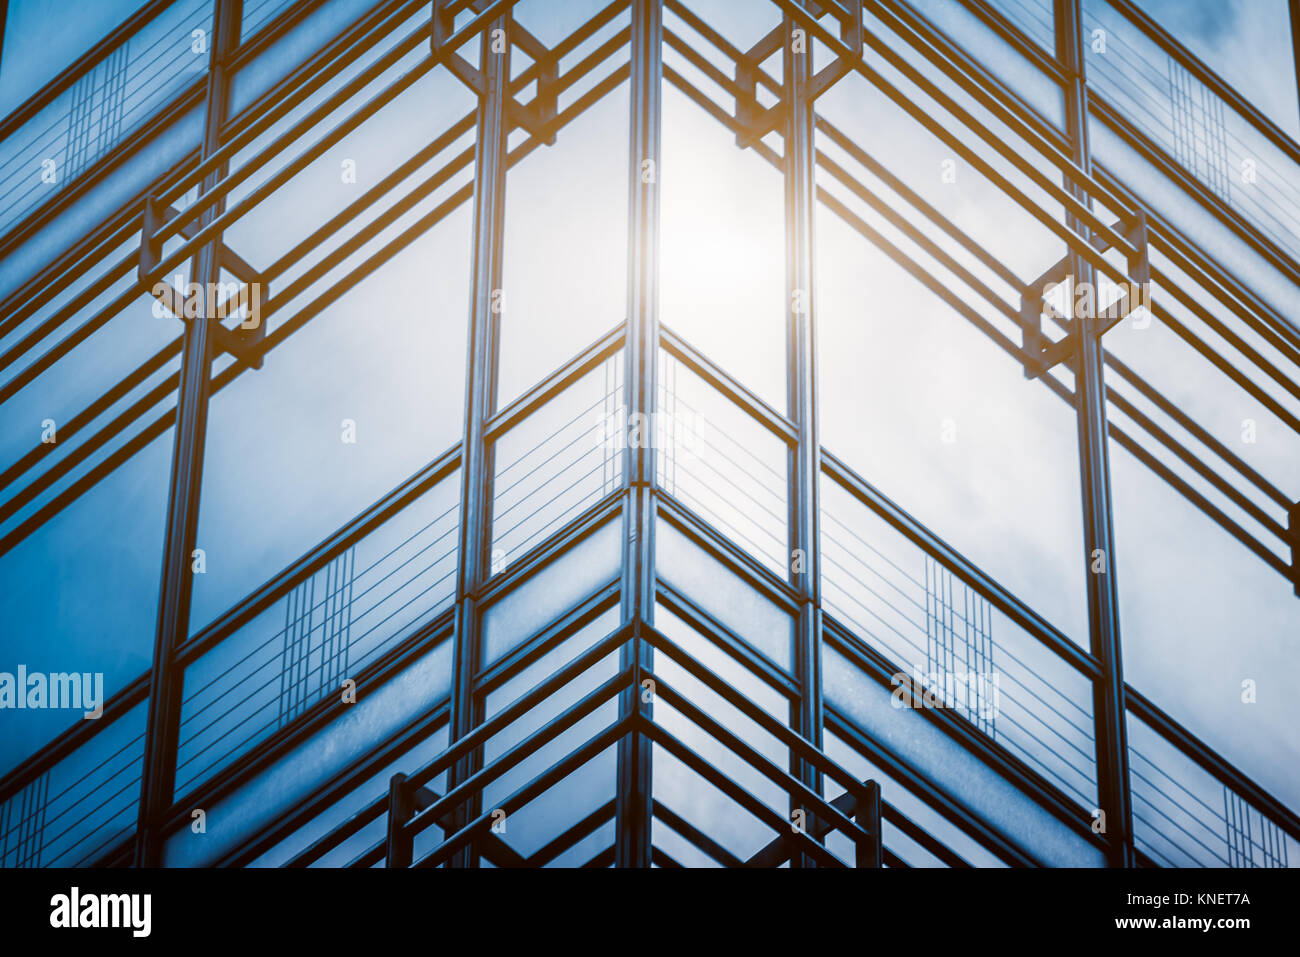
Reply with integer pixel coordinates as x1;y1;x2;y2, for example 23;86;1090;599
615;0;661;870
784;0;822;867
1057;0;1134;868
134;0;241;868
1291;0;1300;135
448;16;510;870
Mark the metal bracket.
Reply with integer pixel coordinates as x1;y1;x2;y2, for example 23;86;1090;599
1016;204;1152;378
734;26;785;149
805;0;863;103
1017;256;1077;380
385;770;525;867
1087;205;1151;337
732;2;863;149
140;194;269;371
855;778;882;869
431;0;558;143
139;194;197;281
385;772;424;868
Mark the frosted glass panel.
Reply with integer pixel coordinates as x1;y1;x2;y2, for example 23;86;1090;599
656;516;795;673
650;604;794;864
824;644;1106;866
481;610;621;864
481;516;623;667
164;638;454;866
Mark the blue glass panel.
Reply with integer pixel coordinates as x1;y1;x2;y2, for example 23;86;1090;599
824;643;1107;866
480;610;621;864
165;636;454;866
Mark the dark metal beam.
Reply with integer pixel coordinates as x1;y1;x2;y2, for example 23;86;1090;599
783;1;823;868
133;0;241;869
1057;0;1134;868
1293;0;1300;134
615;0;661;870
448;8;511;869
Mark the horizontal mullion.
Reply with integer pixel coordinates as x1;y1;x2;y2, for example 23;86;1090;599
642;716;847;869
178;443;462;667
944;0;1065;82
0;255;150;396
0;674;149;806
644;620;868;804
1105;419;1292;578
0;361;179;527
813;185;1037;387
221;701;451;868
410;711;632;867
1104;0;1300;170
522;798;617;866
405;624;632;797
471;581;622;695
477;494;624;608
260;165;476;335
815;179;1294;591
0;0;176;140
145;29;447;291
0;336;181;496
159;0;515;233
3;2;423;344
815;149;1024;327
1104;384;1290;540
1102;349;1294;509
0;77;207;265
821;448;1100;681
0;154;195;348
1136;211;1300;363
1;3;448;360
1145;268;1300;416
816;114;1024;293
824;618;1108;852
812;182;1294;601
826;705;1039;866
162;612;456;836
485;325;625;439
0;155;472;549
1089;95;1300;288
300;629;634;868
649;671;872;848
660;324;798;445
779;0;1141;267
1125;684;1300;846
265;112;478;282
655;493;800;612
654;581;801;704
868;0;1150;249
882;799;972;867
652;798;744;867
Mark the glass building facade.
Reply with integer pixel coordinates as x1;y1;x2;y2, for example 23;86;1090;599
0;0;1298;868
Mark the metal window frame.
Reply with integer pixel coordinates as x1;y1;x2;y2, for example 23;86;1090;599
0;0;1297;869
